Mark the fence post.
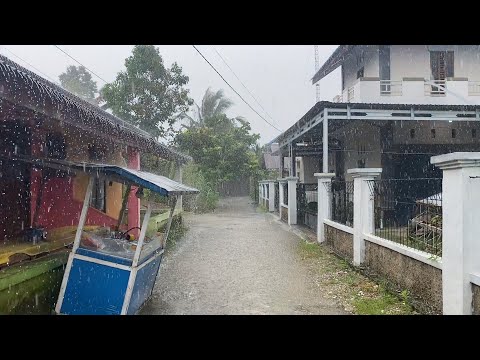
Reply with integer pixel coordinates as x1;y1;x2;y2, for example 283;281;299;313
348;168;382;266
431;152;480;315
267;180;275;212
278;179;285;207
314;173;335;243
258;182;262;205
287;177;298;225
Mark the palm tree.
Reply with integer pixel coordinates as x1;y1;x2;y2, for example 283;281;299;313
179;87;238;129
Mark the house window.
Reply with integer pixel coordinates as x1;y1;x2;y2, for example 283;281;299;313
473;129;477;138
430;51;454;80
431;129;436;138
379;45;391;81
90;178;106;213
357;67;364;79
356;51;365;66
410;129;415;139
357;159;366;168
452;129;457;138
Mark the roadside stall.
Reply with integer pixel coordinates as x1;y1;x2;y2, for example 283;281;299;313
32;159;200;315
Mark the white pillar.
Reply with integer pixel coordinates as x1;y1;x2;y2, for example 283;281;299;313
258;183;262;205
348;168;382;266
268;180;275;212
431;152;480;315
174;162;183;212
314;173;335;243
279;180;285;207
287;177;298;225
323;109;329;173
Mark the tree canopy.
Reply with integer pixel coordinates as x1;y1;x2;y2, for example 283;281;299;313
175;111;260;186
59;65;97;101
101;45;193;139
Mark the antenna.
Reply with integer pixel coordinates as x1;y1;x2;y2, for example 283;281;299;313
314;45;320;102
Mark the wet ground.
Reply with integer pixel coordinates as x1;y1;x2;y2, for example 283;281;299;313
140;197;347;315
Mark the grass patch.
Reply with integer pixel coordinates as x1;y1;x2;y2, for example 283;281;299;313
297;240;416;315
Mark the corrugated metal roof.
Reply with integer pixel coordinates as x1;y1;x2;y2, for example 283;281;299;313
0;55;191;164
95;166;199;196
6;157;199;196
417;193;442;206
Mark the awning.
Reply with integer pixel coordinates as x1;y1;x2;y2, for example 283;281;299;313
4;156;199;196
87;165;199;196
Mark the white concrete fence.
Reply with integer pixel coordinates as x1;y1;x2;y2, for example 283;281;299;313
260;152;480;314
312;153;480;315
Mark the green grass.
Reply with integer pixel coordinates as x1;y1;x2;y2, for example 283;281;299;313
297;240;416;315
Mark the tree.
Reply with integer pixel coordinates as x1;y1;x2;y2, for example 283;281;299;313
175;113;260;187
180;87;243;129
59;65;98;101
101;45;193;138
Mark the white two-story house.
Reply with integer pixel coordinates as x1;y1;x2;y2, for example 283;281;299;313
273;45;480;183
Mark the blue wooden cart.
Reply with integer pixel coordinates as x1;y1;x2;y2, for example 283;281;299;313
52;161;198;315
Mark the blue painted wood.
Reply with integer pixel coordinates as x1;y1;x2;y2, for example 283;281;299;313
60;258;130;315
127;254;163;314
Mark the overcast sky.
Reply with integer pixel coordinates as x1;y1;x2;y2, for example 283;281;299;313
0;45;341;144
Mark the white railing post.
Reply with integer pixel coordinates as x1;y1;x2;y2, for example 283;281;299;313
314;173;335;243
278;179;285;206
268;180;275;212
258;182;262;205
348;168;382;266
431;152;480;315
287;177;298;225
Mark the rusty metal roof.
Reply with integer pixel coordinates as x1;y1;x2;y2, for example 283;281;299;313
0;54;191;164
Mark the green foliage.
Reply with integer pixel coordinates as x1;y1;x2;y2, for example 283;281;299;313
182;162;219;213
176;112;260;187
101;45;193;138
179;87;236;129
59;65;97;101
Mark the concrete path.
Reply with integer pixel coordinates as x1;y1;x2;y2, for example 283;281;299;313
140;197;347;315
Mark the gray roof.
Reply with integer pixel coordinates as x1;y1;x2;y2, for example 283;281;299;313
312;45;356;84
0;55;191;164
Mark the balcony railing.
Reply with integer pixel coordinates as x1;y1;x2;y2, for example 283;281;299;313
469;81;480;95
347;86;355;102
331;78;480;104
425;80;446;96
333;95;343;103
380;80;402;96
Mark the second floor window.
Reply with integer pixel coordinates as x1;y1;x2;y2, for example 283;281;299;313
357;67;364;79
430;51;454;80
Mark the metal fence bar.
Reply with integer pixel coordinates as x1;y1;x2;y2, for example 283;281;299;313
328;180;354;227
369;178;442;256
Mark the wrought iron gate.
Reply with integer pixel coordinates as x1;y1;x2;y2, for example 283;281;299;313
297;183;318;231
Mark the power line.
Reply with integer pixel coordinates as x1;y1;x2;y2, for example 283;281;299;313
2;47;60;85
53;45;108;84
211;46;278;126
192;45;282;132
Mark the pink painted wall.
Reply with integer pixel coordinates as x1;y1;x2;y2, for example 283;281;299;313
127;146;140;238
34;177;117;230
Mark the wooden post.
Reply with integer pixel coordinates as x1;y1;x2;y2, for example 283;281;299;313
161;196;178;250
117;184;131;230
132;202;152;267
72;176;94;252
